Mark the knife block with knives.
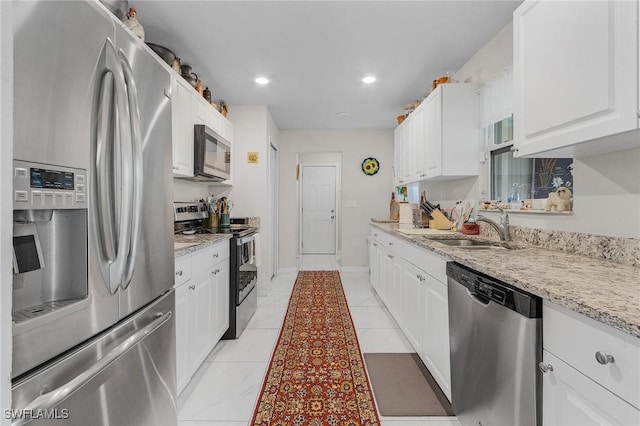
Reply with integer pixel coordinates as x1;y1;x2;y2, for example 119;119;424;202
419;193;454;230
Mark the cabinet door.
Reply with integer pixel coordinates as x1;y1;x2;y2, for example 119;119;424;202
401;261;424;353
402;118;414;182
388;256;404;328
171;77;194;177
542;350;640;425
211;260;230;343
192;273;212;368
175;282;193;394
378;246;392;306
423;90;443;179
421;275;451;401
393;128;404;186
412;107;426;180
514;0;639;157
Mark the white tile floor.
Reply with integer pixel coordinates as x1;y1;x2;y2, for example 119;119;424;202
178;256;460;426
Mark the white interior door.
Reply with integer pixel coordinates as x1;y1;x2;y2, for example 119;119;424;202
301;165;336;254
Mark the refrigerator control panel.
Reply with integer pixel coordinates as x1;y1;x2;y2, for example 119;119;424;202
13;160;87;210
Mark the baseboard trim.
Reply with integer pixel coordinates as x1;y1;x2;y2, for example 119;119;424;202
277;267;298;275
340;266;370;273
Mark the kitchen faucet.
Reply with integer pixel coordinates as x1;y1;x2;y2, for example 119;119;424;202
475;204;510;241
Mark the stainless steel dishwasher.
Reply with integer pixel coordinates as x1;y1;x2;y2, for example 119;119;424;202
447;262;542;426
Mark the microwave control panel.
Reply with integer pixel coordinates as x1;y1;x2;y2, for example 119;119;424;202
13;160;87;210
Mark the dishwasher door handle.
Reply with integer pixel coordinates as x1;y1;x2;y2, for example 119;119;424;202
467;289;491;306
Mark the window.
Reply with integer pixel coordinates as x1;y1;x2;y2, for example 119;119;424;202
487;116;574;210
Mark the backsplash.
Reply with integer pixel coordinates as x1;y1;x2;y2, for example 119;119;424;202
479;223;640;267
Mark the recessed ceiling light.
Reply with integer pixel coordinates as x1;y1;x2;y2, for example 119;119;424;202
336;112;350;117
362;75;376;84
255;77;269;85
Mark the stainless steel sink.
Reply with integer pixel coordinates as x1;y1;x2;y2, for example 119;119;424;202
433;239;507;250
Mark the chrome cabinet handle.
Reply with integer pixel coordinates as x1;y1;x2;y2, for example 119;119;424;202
387;254;393;259
539;362;554;373
176;270;183;276
211;268;220;275
373;243;378;247
213;253;219;258
173;166;179;170
595;351;615;365
388;242;393;246
11;311;172;426
189;285;195;290
416;274;425;281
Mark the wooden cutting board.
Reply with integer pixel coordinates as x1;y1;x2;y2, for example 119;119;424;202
395;228;454;236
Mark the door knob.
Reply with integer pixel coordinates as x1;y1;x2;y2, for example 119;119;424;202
330;216;335;219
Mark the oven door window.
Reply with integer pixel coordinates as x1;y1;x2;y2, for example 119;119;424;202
203;134;230;177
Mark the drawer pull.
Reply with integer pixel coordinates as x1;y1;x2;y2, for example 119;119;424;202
595;351;615;365
176;270;183;276
538;362;554;373
189;285;195;290
213;253;219;258
387;254;394;259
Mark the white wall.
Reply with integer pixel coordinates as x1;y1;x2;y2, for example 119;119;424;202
1;1;12;420
226;105;280;295
172;178;217;203
419;20;640;239
279;130;394;268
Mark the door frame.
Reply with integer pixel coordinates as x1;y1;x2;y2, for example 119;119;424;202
269;142;278;278
298;164;339;255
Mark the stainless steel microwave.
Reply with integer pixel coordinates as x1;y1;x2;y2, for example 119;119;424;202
193;124;231;182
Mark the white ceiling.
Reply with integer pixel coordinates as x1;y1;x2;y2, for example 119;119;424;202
138;1;521;130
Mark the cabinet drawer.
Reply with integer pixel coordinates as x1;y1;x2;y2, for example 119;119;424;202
174;254;191;287
544;301;640;409
191;241;230;279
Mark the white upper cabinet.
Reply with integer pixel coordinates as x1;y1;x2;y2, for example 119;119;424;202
393;83;479;185
425;84;479;180
513;0;640;158
171;76;194;178
193;94;221;135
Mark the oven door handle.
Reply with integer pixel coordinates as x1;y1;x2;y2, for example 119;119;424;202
236;235;255;246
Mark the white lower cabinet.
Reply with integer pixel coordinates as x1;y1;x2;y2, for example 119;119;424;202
368;227;452;401
174;240;230;394
542;350;640;426
542;301;640;424
421;274;451;401
400;260;424;353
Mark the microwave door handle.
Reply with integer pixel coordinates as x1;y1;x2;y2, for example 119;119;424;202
108;40;134;294
10;311;173;426
118;50;143;290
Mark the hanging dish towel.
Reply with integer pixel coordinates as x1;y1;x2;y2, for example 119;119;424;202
253;233;262;267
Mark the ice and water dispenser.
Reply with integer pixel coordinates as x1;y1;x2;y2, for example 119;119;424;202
12;160;88;327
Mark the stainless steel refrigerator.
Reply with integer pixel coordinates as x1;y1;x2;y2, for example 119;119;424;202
11;1;176;424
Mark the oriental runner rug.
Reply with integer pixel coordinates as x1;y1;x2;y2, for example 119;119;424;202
251;270;381;425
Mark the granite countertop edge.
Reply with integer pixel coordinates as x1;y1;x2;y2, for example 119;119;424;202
370;222;640;339
174;234;232;257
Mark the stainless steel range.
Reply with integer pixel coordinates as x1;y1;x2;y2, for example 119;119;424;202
174;203;258;339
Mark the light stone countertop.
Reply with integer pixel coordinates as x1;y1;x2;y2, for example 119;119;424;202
174;233;232;258
370;222;640;339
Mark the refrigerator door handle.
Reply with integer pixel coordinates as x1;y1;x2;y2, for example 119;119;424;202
95;38;132;295
118;50;143;290
109;39;134;294
96;70;117;263
11;311;173;426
